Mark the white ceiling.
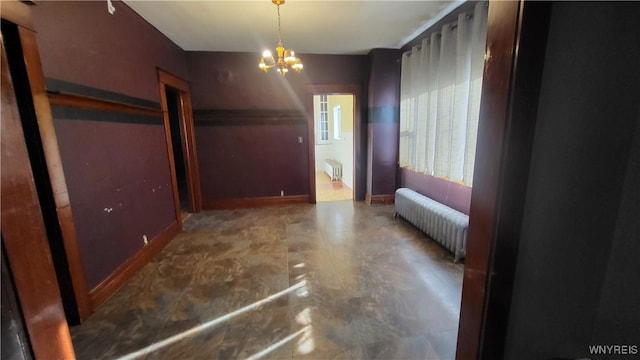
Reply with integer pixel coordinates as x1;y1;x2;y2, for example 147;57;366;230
122;0;464;55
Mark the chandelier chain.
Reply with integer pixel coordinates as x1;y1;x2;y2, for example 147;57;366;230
277;4;282;45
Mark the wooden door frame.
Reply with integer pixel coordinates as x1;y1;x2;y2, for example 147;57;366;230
456;1;551;358
1;3;75;358
157;69;201;219
306;84;362;204
2;1;92;322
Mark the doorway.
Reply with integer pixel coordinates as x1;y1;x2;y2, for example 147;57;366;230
165;87;189;214
313;94;355;202
158;70;201;222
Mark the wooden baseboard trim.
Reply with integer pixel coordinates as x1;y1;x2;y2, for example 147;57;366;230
89;221;181;309
366;193;395;205
202;195;310;210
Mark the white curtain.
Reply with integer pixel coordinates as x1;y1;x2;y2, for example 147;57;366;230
399;2;488;186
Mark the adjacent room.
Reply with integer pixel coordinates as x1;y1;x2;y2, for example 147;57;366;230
2;1;639;360
313;93;355;202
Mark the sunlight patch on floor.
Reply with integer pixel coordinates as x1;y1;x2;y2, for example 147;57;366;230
316;171;352;202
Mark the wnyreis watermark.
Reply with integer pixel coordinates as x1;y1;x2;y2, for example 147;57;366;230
588;344;638;356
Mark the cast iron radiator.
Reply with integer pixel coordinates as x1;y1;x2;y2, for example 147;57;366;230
394;188;469;262
323;159;342;181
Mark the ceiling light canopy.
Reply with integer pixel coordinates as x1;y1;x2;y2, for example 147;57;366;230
259;0;303;76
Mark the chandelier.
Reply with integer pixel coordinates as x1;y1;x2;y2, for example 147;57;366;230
259;0;303;75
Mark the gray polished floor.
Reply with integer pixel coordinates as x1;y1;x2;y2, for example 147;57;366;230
71;201;464;360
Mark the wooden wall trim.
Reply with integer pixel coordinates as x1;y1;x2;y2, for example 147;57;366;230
202;195;310;210
89;221;181;308
48;92;163;118
157;68;190;91
365;194;395;205
194;109;307;125
17;25;94;320
1;32;75;360
306;94;317;204
0;0;34;30
456;1;523;358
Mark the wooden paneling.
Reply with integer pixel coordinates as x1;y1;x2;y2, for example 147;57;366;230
202;195;310;210
89;221;181;308
1;30;75;360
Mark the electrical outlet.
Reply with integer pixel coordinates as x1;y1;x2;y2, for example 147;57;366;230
143;235;148;245
298;136;303;144
280;190;284;196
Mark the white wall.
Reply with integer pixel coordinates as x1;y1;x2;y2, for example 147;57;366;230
315;144;333;171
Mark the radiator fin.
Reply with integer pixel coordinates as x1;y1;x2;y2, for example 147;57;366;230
394;188;469;262
324;159;342;181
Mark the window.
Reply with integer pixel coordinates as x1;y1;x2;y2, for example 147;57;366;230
319;95;329;141
399;2;487;187
333;105;341;140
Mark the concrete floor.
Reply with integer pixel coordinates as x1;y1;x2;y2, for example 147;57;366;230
71;201;463;360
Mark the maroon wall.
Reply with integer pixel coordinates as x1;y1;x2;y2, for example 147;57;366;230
187;52;369;202
196;118;309;200
367;49;401;200
33;0;188;102
53;115;175;288
399;169;472;215
32;1;188;289
188;52;368;110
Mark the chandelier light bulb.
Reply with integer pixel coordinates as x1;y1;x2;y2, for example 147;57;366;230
284;50;296;63
258;0;303;76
